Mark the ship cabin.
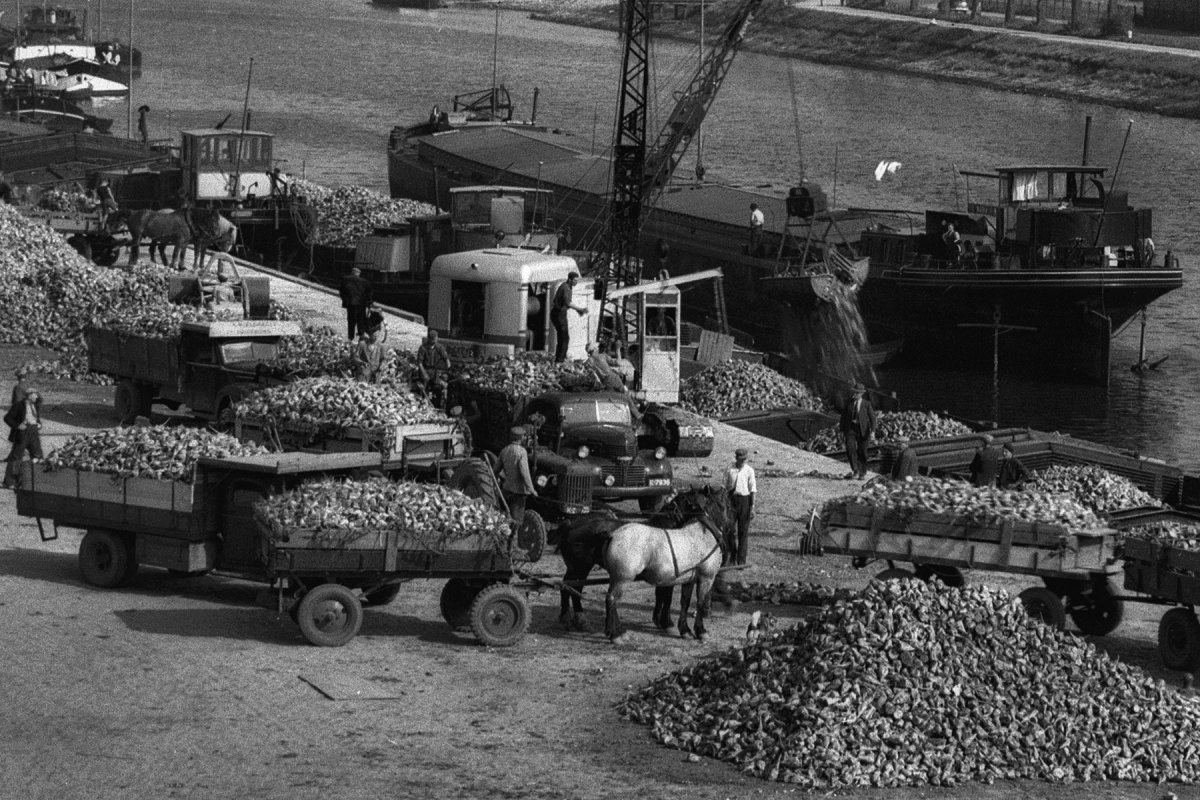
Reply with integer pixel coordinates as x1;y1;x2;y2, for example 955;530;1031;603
859;164;1156;273
180;129;275;203
448;186;559;254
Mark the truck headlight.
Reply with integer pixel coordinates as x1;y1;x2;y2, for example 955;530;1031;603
604;474;616;487
654;446;667;460
577;445;590;459
536;474;549;488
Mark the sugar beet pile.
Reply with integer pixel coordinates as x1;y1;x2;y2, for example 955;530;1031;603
620;580;1200;788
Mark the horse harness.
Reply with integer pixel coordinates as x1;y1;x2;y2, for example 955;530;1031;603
661;511;726;581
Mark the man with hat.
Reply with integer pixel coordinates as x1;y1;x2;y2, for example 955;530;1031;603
551;271;587;363
969;433;1005;487
95;177;119;228
498;426;535;523
339;266;373;341
725;447;756;566
840;383;877;480
997;442;1030;489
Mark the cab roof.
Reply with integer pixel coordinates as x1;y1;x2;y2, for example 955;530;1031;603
431;249;581;284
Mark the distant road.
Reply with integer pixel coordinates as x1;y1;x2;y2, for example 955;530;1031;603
790;0;1200;59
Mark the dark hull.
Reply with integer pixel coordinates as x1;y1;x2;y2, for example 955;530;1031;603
388;128;1181;383
860;266;1183;383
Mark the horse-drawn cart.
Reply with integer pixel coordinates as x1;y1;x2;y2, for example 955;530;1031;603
261;509;548;648
811;499;1125;635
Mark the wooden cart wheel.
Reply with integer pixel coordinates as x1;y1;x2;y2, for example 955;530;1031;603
113;380;146;425
874;567;916;582
514;510;547;564
914;564;965;587
295;583;363;647
440;578;478;630
78;528;137;588
1066;577;1124;637
1158;607;1200;672
469;583;530;647
1019;586;1066;630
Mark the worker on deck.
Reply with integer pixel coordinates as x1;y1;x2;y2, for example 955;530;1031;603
551;271;587;363
748;203;765;257
267;166;289;205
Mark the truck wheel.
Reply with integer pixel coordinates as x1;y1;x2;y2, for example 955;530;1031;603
449;458;500;511
1158;608;1200;671
439;578;478;630
914;564;965;588
469;583;529;647
113;380;149;425
1018;586;1066;630
513;510;547;564
1066;577;1124;636
79;529;137;588
295;583;363;647
874;567;915;582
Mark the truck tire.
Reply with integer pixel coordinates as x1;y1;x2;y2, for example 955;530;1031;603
440;578;478;630
1018;586;1066;630
1158;608;1200;671
1066;577;1124;637
113;380;150;425
469;583;529;647
295;583;363;647
638;494;666;513
449;458;501;511
363;583;402;607
78;529;137;588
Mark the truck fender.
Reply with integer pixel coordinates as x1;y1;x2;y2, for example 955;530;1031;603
214;383;258;430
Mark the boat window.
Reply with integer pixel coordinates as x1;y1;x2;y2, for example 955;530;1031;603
452;192;493;228
1050;172;1068;200
1010;171;1048;202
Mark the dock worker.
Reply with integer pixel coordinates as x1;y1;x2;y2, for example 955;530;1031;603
840;383;877;480
95;178;119;227
353;330;385;384
551;271;587;363
267;166;289;204
3;387;42;489
416;330;451;408
137;105;150;144
499;426;535;524
997;443;1031;489
725;447;757;566
338;266;373;341
748;202;765;257
969;433;1004;487
890;435;921;481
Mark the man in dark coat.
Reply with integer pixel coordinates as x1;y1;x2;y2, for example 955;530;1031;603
840;384;877;480
969;433;1005;487
338;267;373;341
997;443;1031;489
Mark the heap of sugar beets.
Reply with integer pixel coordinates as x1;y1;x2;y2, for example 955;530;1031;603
620;579;1200;788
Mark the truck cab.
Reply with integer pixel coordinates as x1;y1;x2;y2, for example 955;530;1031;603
523;391;672;514
87;319;302;424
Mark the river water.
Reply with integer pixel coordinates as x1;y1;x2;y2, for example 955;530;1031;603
94;0;1200;468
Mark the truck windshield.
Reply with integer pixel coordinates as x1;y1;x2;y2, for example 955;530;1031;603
220;341;279;364
561;400;630;427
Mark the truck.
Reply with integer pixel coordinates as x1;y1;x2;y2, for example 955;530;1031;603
85;319;302;425
16;450;547;647
451;382;673;516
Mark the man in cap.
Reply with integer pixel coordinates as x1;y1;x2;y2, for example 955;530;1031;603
95;177;119;227
3;386;42;489
997;442;1030;489
839;383;877;480
551;271;587;363
498;426;535;523
416;329;452;409
724;447;756;566
969;433;1005;487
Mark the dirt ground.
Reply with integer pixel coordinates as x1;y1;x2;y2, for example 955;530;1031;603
0;341;1194;800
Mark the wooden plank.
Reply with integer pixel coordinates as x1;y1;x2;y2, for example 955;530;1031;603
695;329;734;365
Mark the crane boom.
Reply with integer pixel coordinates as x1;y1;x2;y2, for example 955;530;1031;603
597;0;761;391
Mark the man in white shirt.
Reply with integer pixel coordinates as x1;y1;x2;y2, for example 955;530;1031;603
724;447;756;565
748;203;765;257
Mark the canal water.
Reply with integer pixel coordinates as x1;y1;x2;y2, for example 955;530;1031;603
103;0;1200;468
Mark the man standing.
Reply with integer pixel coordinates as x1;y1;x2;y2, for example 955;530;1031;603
3;388;42;489
95;178;119;228
551;271;587;363
416;330;451;408
0;172;13;206
353;330;385;384
338;267;372;341
748;203;765;257
840;384;877;480
499;426;535;523
725;447;756;566
137;105;150;144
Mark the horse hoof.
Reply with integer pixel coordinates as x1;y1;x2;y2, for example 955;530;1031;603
571;616;589;632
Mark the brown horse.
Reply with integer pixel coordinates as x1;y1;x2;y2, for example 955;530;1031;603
106;208;224;269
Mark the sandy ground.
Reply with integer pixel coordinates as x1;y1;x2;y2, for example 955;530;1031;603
0;335;1192;800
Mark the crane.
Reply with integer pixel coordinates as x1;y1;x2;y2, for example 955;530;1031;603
595;0;763;390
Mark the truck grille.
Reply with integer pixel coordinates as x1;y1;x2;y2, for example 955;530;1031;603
599;441;636;459
561;474;593;508
601;464;647;487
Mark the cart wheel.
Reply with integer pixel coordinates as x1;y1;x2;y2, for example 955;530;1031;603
440;578;478;630
1019;586;1066;630
363;583;402;607
874;567;916;582
469;583;529;647
514;510;547;564
295;583;363;647
1158;607;1200;672
914;564;965;587
78;528;137;588
113;380;147;425
1066;577;1124;636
